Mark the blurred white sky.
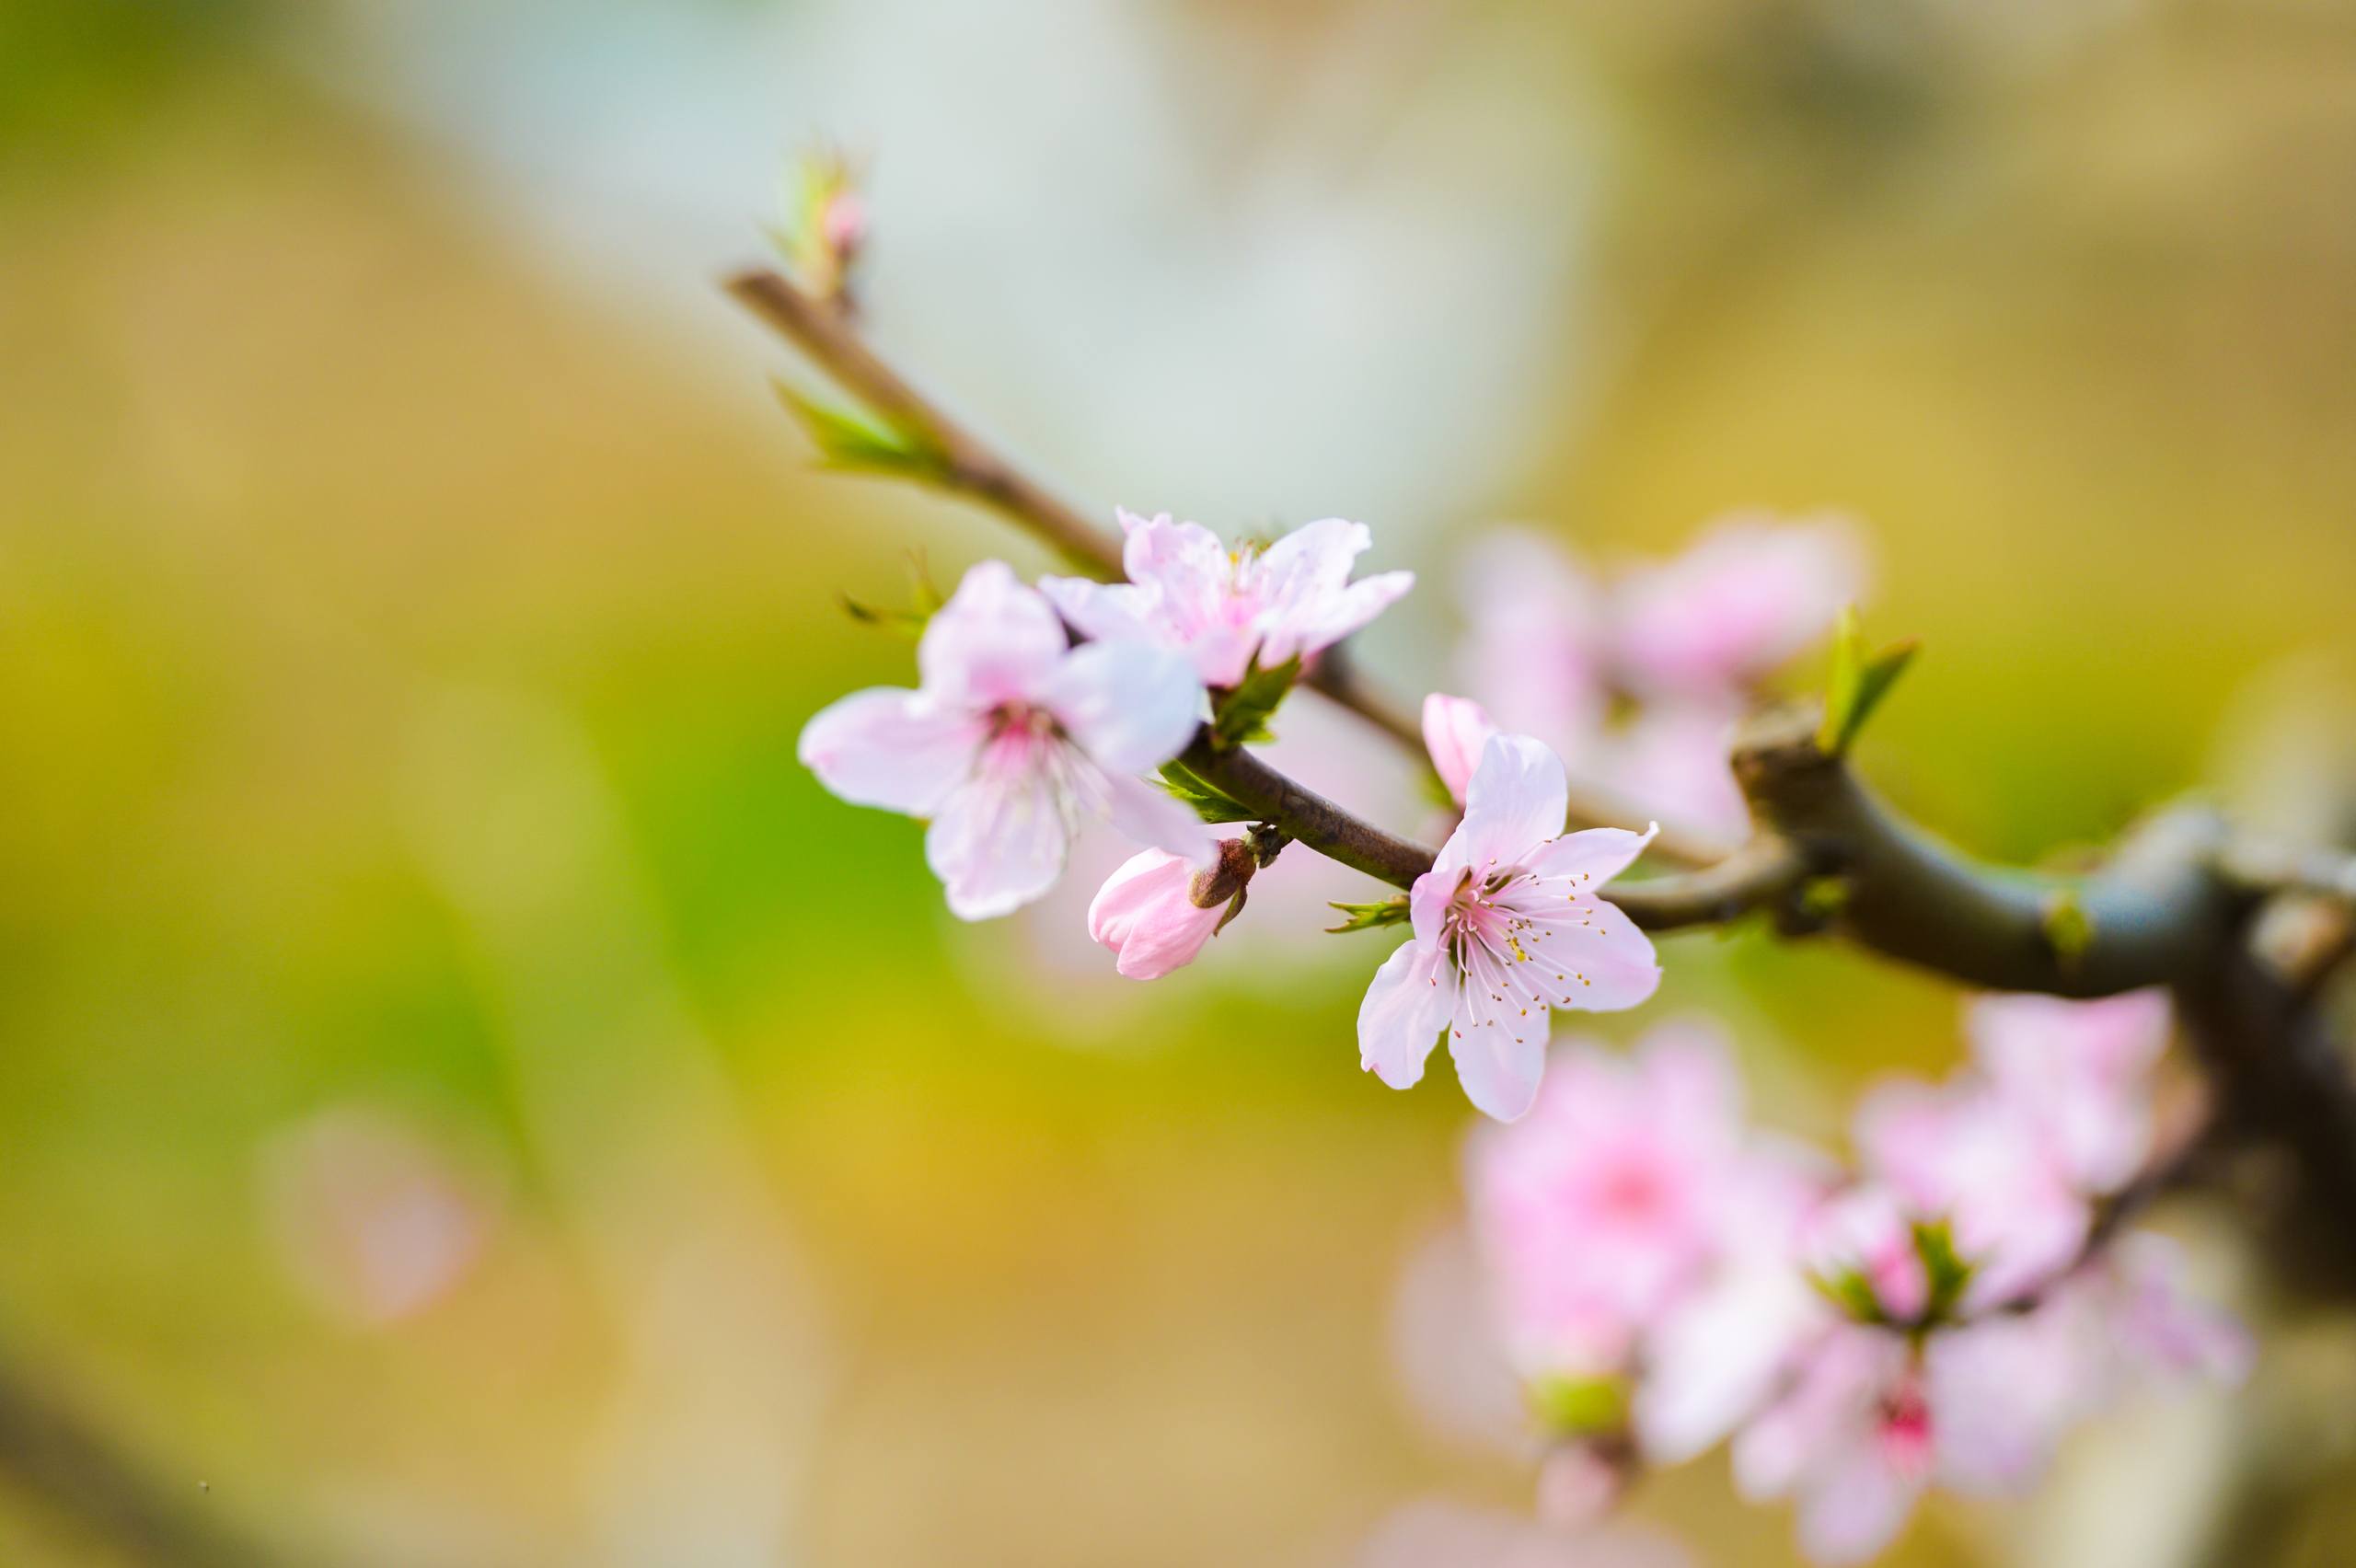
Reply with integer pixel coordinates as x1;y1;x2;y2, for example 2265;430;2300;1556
297;0;1606;545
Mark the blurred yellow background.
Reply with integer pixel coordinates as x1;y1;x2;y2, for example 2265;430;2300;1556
5;1;2356;1564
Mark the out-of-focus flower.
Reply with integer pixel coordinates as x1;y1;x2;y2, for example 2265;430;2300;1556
1424;692;1500;808
1611;513;1867;698
1800;1183;1938;1323
1357;734;1660;1120
1968;989;2173;1193
1454;516;1863;846
259;1105;498;1328
1731;1317;2062;1566
799;560;1207;919
1087;838;1256;979
1469;1021;1754;1374
2041;1231;2253;1398
1853;1075;2093;1309
1043;510;1414;690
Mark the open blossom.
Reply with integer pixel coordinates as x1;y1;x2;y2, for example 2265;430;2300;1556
1469;1021;1758;1375
798;560;1207;919
1087;839;1255;980
1358;733;1661;1121
1040;509;1414;689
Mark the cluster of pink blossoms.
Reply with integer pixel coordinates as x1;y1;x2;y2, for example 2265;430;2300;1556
1455;515;1865;845
801;509;1669;1119
1464;994;2246;1564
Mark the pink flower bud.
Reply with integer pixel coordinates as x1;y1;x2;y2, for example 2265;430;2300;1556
1088;840;1254;980
1420;692;1498;808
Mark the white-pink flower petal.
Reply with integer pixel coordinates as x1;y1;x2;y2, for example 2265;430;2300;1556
795;688;983;814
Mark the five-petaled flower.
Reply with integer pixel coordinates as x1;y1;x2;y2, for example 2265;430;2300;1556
798;560;1209;919
1041;509;1415;689
1357;732;1661;1121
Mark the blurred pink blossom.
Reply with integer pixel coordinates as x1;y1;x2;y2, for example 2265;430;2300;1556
1468;1020;1757;1373
1358;734;1660;1120
260;1105;497;1328
1041;509;1414;689
1968;989;2173;1193
1611;513;1867;698
799;560;1207;918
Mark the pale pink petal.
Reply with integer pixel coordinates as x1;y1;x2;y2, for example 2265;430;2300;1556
1458;733;1571;871
1088;848;1228;979
1289;569;1416;660
1360;940;1453;1090
1099;770;1215;863
796;687;981;813
1636;1267;1825;1463
916;559;1069;707
1449;1009;1551;1122
1793;1442;1921;1567
1036;640;1205;773
924;769;1069;920
1424;693;1500;808
1522;824;1660;886
1603;704;1750;846
1543;898;1661;1014
1036;573;1157;647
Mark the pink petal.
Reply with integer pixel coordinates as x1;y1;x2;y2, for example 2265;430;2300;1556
1456;733;1570;872
1544;898;1661;1014
917;560;1069;708
924;769;1069;920
1636;1267;1824;1463
1422;693;1499;808
1099;770;1215;864
1359;940;1452;1090
1612;513;1868;698
796;687;981;814
1793;1441;1921;1567
1456;530;1612;748
1036;573;1156;647
1522;823;1660;886
1037;640;1205;774
1449;1009;1550;1122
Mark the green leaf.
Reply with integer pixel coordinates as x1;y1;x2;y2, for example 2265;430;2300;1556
1209;655;1302;750
837;593;928;640
1527;1374;1628;1437
772;382;947;480
1325;897;1411;934
1809;1266;1891;1327
1817;606;1920;757
1157;761;1261;825
1912;1218;1976;1326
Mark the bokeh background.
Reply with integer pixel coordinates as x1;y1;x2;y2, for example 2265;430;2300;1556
6;0;2356;1564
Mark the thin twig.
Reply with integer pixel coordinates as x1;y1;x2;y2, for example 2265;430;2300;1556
724;263;1720;866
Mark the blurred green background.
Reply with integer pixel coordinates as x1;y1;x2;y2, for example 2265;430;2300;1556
5;0;2356;1564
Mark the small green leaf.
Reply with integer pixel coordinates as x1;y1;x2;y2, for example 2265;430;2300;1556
1209;655;1302;750
2040;889;2094;968
1157;761;1261;825
1912;1218;1976;1326
1817;606;1920;757
1809;1266;1891;1327
773;382;947;479
837;593;929;640
1527;1374;1628;1438
1325;897;1411;934
1797;875;1852;920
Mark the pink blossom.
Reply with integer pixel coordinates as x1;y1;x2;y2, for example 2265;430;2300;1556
1087;840;1253;980
1968;989;2172;1193
1611;513;1866;698
1040;509;1414;689
2039;1231;2252;1399
1853;1076;2092;1309
1457;530;1612;747
1425;692;1501;807
1468;1021;1753;1374
799;560;1208;919
1732;1317;2065;1565
1357;734;1661;1121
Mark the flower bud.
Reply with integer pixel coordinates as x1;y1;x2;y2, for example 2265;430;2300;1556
1088;839;1256;980
1420;693;1497;808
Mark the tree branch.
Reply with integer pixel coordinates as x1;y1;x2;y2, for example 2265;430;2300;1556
724;263;1723;868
